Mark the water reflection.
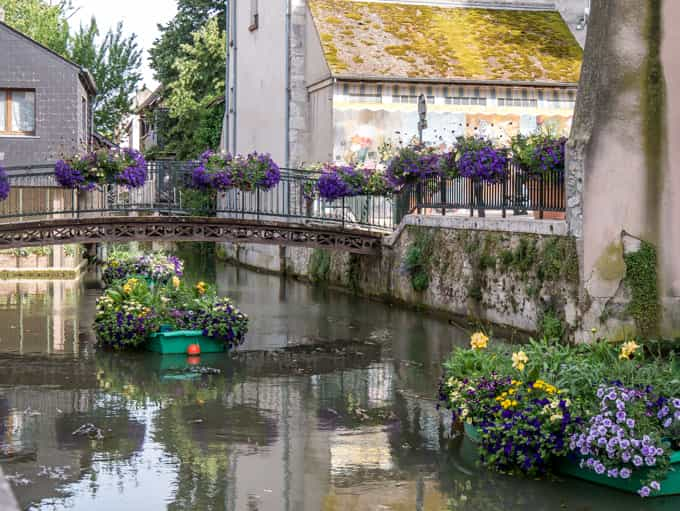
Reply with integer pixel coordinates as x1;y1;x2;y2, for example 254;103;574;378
0;263;677;510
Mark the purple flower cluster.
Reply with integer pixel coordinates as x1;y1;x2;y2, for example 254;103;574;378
94;309;160;349
55;148;148;189
116;150;147;188
317;165;356;201
189;151;280;192
458;144;508;183
386;146;441;187
0;166;11;201
55;159;87;188
316;164;392;201
569;383;680;496
530;137;567;176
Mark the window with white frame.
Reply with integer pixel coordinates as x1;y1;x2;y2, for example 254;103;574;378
0;89;36;135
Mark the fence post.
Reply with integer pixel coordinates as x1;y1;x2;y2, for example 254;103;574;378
469;178;474;217
539;174;545;220
502;171;507;219
256;188;260;222
342;196;345;229
440;176;446;216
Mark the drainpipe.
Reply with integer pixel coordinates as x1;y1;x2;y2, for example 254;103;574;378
285;0;291;168
223;0;230;153
230;0;238;154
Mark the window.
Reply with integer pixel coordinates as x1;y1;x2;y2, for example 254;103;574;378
249;0;259;31
445;96;488;106
348;93;382;103
1;89;36;135
498;97;538;108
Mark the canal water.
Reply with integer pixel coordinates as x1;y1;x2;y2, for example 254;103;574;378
0;251;675;510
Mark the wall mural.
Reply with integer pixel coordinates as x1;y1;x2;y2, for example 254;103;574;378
333;107;573;166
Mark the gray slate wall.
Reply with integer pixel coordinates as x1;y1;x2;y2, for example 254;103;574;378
0;23;87;166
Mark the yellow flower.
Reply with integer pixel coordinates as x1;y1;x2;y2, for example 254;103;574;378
172;276;181;289
470;332;489;350
195;281;207;295
619;341;640;360
512;351;528;372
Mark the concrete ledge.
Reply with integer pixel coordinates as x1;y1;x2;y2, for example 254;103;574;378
0;260;87;280
0;467;19;511
384;214;569;247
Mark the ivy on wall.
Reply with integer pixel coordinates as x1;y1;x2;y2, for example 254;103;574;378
310;249;331;283
623;240;660;336
402;229;435;292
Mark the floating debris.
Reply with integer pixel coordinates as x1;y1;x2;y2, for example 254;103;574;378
71;423;104;440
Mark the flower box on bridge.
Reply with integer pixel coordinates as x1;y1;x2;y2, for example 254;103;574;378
463;423;680;497
147;329;227;354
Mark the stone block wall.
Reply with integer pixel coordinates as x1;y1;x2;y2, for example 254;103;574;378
219;220;582;336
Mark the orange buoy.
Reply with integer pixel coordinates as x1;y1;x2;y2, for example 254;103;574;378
187;343;201;356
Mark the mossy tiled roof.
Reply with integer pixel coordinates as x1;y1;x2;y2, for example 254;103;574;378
308;0;583;83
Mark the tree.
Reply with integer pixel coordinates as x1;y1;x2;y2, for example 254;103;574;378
70;18;142;139
0;0;71;55
149;0;225;87
164;17;225;158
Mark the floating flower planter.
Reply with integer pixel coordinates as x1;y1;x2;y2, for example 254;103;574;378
95;255;249;352
147;330;227;354
440;333;680;499
557;452;680;497
462;423;680;496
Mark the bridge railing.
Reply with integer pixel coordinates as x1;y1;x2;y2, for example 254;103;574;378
0;162;395;232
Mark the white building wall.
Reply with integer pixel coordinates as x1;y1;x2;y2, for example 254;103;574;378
230;0;289;163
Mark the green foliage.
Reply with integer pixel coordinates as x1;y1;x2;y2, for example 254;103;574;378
624;241;661;336
163;17;226;158
539;309;564;342
402;228;434;292
149;0;226;87
309;249;331;283
181;188;217;216
69;18;142;138
0;0;71;55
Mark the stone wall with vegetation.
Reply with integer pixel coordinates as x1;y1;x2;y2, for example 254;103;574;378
219;226;582;336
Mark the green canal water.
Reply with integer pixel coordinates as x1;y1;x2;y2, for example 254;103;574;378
0;250;675;510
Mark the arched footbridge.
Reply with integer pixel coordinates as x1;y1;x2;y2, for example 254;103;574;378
0;163;397;254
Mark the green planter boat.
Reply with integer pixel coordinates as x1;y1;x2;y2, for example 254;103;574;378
463;423;680;497
147;330;226;354
557;452;680;497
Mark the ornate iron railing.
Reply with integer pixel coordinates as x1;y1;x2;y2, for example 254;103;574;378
0;162;395;232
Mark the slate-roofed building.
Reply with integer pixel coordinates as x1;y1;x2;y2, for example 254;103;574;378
225;0;583;167
0;18;96;166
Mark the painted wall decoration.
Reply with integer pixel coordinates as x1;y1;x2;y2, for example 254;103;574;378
330;82;575;166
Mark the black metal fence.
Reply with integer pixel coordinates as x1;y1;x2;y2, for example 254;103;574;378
393;162;565;224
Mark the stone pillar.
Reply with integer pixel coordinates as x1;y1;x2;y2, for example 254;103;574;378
288;0;309;167
569;0;680;337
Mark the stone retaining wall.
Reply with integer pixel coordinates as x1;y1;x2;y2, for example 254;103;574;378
219;216;581;335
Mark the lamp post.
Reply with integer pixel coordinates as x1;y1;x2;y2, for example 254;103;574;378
417;93;427;144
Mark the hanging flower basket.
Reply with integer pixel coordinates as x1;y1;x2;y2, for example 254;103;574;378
55;148;147;190
189;150;281;192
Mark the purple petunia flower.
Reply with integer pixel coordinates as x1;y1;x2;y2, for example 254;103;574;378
638;486;651;498
620;468;632;479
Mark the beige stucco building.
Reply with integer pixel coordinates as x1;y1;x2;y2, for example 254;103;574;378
225;0;584;168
